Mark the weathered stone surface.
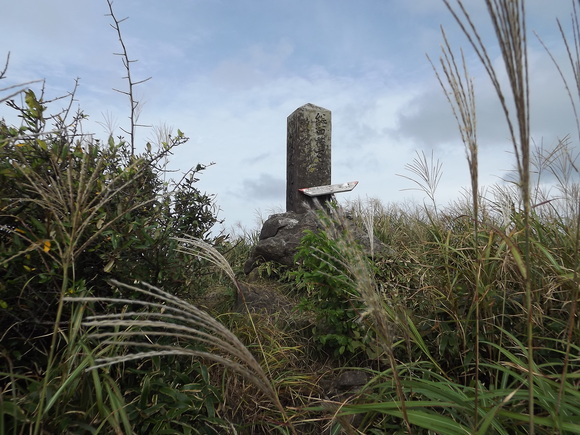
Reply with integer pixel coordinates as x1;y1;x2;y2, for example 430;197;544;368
244;209;392;274
234;282;295;315
335;370;370;389
319;370;371;400
319;369;371;429
260;214;302;239
286;103;332;213
244;210;320;273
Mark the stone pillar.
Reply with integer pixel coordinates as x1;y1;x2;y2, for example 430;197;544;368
286;103;332;213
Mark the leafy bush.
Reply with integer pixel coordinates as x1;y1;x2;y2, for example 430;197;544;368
292;216;373;358
124;357;223;434
1;89;218;346
2;0;580;433
0;81;224;432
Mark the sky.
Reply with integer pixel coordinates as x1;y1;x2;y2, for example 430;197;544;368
2;0;579;235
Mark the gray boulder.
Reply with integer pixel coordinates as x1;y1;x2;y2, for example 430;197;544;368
244;209;392;274
244;211;320;273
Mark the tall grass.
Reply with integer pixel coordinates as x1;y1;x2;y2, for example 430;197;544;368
428;2;483;426
65;237;297;434
309;0;579;432
436;2;580;432
6;0;579;433
30;148;155;433
0;84;184;433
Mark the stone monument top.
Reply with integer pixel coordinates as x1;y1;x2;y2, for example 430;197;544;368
286;103;332;213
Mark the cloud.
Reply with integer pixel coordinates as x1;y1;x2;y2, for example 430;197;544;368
2;0;577;234
240;173;285;201
209;40;294;91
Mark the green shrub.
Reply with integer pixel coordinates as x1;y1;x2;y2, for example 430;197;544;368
0;84;224;432
292;219;372;358
124;357;224;434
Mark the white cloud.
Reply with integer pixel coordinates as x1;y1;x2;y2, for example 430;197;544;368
2;0;578;234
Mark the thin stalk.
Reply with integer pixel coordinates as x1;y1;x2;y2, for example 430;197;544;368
106;0;151;155
429;25;481;430
317;207;413;433
538;0;580;418
441;1;533;430
33;261;70;435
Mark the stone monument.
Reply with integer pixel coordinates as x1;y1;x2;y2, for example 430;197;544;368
244;103;364;274
286;103;332;213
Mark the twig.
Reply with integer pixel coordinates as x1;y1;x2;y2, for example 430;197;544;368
0;52;9;79
105;0;152;155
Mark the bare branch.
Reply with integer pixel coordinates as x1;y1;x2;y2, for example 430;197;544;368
0;75;45;105
0;85;38;105
1;52;10;79
133;77;152;86
106;0;152;156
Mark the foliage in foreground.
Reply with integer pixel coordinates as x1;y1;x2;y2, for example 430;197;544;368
2;0;580;433
0;76;224;433
292;220;374;358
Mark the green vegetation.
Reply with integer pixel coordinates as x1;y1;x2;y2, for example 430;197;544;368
0;82;225;434
292;217;374;358
1;0;579;433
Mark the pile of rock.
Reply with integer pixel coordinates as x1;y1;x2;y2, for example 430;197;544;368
244;208;390;274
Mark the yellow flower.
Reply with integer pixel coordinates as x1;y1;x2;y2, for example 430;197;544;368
43;240;51;252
